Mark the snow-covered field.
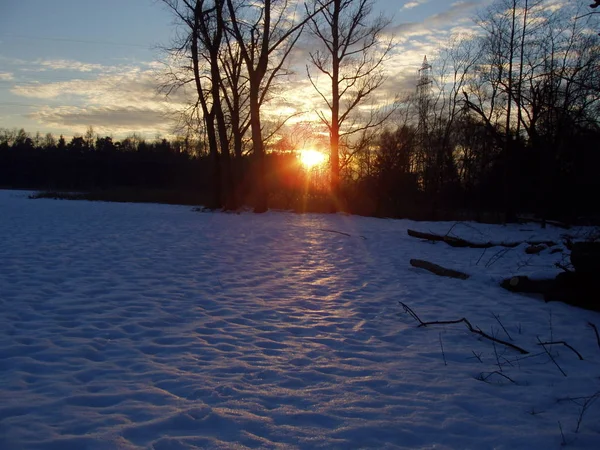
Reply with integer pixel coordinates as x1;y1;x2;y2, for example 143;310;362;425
1;189;599;449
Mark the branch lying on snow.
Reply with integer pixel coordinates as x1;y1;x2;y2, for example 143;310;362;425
398;301;529;354
407;229;556;249
588;322;600;351
537;337;567;377
317;228;367;240
516;216;571;229
558;391;600;433
477;370;516;384
492;313;513;341
407;229;498;248
536;341;584;360
410;259;469;280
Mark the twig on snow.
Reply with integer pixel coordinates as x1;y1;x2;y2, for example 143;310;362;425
576;391;600;433
477;371;516;384
398;301;529;354
476;247;487;265
492;312;513;341
535;341;584;360
469;350;483;363
558;421;567;446
492;339;503;372
444;222;459;237
528;407;544;415
557;391;600;433
588;322;600;351
485;247;513;268
512;351;547;362
555;262;573;273
439;332;447;366
500;356;514;367
450;221;486;237
537;337;567;377
316;228;367;240
398;301;423;324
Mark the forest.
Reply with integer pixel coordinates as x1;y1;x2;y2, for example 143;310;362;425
1;0;600;223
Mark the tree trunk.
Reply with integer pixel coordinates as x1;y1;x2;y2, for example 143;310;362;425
205;118;222;209
328;0;341;213
249;84;267;213
504;0;517;223
191;17;221;210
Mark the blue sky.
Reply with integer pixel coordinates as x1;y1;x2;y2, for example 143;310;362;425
0;0;490;139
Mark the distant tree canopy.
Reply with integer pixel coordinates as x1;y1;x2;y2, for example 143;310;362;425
0;129;207;192
0;128;329;211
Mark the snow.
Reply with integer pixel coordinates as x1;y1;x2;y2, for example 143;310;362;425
1;189;599;449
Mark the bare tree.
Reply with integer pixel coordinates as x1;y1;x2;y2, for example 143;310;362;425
225;0;326;212
306;0;392;211
219;27;251;162
161;0;229;209
394;37;482;216
462;0;600;217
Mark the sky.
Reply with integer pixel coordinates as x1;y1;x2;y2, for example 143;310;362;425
0;0;491;140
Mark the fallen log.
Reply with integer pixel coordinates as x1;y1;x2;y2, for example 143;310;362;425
500;276;554;295
410;259;469;280
525;244;546;254
407;229;495;248
407;229;556;249
501;273;600;312
517;216;571;229
571;241;600;275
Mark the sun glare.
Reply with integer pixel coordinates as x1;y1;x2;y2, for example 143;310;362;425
299;149;326;169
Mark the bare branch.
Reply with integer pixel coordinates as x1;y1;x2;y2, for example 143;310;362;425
398;301;529;354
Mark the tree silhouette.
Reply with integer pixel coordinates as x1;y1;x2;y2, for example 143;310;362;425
307;0;392;211
225;0;330;212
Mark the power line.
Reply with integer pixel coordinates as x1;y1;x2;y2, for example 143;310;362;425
0;33;153;49
0;78;100;86
0;76;156;85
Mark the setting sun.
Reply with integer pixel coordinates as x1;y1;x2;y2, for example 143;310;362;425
298;149;326;169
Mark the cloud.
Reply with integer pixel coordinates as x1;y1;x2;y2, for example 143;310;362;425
32;59;107;73
11;66;180;107
0;57;109;74
9;61;188;137
0;72;14;81
402;0;429;10
29;106;172;134
390;1;481;38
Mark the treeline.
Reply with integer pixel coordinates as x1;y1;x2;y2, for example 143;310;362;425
0;129;209;193
0;128;329;210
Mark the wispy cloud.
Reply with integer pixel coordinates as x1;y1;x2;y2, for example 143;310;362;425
32;59;106;73
9;61;186;136
29;106;171;135
11;65;177;106
402;0;429;10
391;1;481;38
0;72;14;81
